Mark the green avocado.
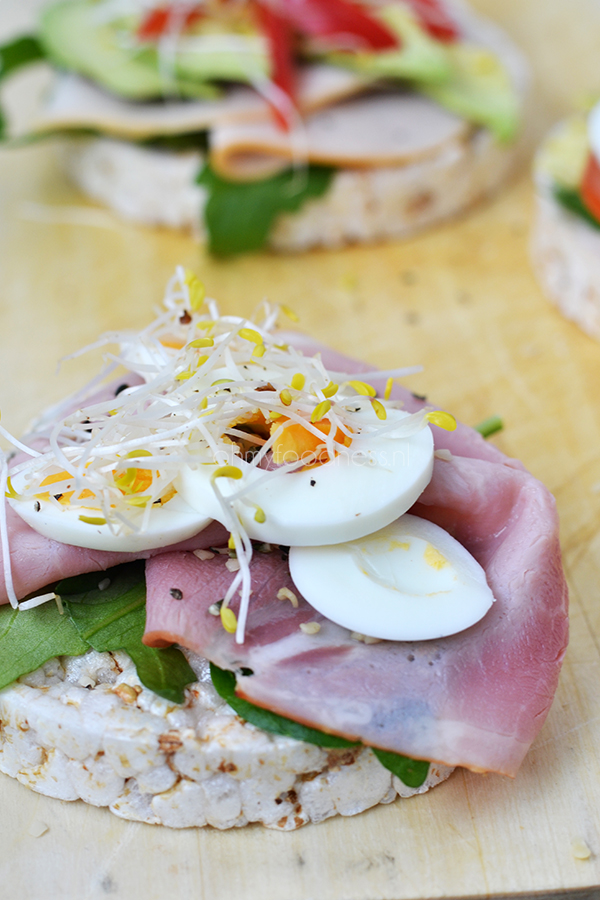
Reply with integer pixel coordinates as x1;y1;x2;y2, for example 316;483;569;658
39;0;222;100
422;42;520;142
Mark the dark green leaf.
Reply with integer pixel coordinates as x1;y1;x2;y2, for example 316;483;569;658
198;163;335;255
0;35;47;140
0;35;46;80
139;130;209;153
371;748;430;788
553;185;600;231
474;415;503;439
0;601;88;691
59;562;196;704
210;663;358;748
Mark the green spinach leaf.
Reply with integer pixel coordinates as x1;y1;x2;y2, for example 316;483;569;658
58;562;196;704
0;601;88;691
371;748;431;789
197;163;334;255
554;185;600;231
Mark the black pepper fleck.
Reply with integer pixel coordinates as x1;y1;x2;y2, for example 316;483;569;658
411;392;427;402
54;493;63;501
34;501;41;512
310;479;316;487
170;588;183;600
114;383;129;396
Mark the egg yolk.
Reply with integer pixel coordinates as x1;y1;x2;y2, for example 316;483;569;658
270;418;352;466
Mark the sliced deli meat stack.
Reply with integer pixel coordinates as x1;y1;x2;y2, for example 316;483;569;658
144;443;567;777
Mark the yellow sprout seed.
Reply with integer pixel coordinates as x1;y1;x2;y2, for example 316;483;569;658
4;476;20;500
188;337;214;349
175;368;193;381
213;466;243;481
254;507;266;523
384;377;394;401
239;327;263;345
79;515;106;525
228;533;236;550
280;389;292;407
221;607;237;633
322;382;338;399
311;400;331;423
184;270;206;311
252;343;266;358
125;449;152;458
371;399;387;420
426;410;457;431
290;373;305;391
280;304;299;323
347;380;377;397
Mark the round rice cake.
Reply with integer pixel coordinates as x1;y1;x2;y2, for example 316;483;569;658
57;3;529;251
0;648;453;829
531;114;600;341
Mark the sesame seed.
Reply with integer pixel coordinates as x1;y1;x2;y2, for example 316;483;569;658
300;622;320;635
193;549;215;560
277;587;299;608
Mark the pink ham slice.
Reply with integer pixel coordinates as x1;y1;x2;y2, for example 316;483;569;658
143;452;568;777
143;333;568;777
0;508;227;605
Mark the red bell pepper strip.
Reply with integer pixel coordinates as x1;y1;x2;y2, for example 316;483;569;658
137;4;204;41
402;0;459;43
280;0;399;51
253;1;297;130
581;151;600;225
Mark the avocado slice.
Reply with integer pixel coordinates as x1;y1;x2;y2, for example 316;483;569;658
322;5;451;84
421;43;520;142
39;0;221;100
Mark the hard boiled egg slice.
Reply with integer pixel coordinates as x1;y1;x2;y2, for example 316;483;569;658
289;514;495;640
178;407;434;546
8;470;211;552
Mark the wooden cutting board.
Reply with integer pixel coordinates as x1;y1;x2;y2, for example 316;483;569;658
1;1;600;898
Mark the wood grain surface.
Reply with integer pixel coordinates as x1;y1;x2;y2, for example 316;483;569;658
1;1;600;898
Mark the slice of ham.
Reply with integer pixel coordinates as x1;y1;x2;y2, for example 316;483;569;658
143;447;567;777
32;65;370;140
143;334;568;777
209;91;469;181
0;508;227;605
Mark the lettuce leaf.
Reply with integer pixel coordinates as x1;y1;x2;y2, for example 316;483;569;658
197;162;334;255
210;663;430;787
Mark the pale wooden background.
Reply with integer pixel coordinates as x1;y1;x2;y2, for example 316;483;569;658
1;2;600;898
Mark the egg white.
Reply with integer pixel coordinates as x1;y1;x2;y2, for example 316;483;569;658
8;470;211;551
177;407;434;546
289;514;495;640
